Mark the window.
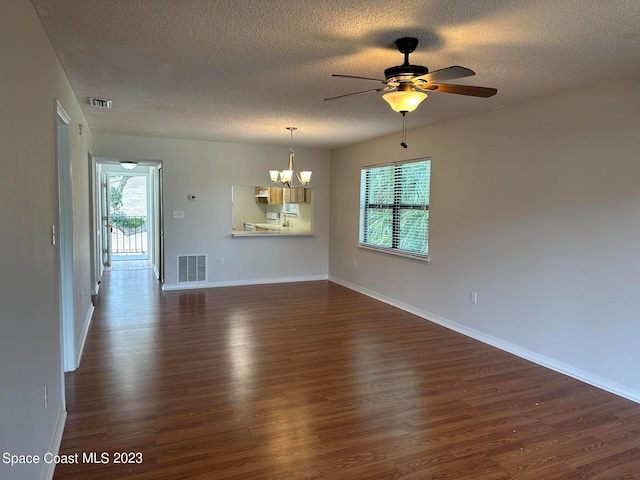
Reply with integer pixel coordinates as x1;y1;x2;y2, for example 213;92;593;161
359;158;431;259
283;203;299;217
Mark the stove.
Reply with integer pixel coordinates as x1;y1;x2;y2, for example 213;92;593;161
266;212;279;225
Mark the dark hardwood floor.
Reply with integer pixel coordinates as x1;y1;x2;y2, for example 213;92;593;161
54;262;640;479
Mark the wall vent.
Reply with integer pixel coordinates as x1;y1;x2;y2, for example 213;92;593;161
177;255;207;283
89;97;113;109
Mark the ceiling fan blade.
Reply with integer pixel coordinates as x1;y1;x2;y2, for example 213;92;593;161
324;87;390;101
417;66;475;83
332;74;387;83
420;83;497;97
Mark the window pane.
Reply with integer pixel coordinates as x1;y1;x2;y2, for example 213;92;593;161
368;166;395;205
365;208;393;247
398;210;429;255
399;162;429;205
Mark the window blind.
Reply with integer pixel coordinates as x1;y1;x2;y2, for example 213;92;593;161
359;159;430;258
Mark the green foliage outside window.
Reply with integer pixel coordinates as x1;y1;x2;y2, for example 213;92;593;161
110;185;146;235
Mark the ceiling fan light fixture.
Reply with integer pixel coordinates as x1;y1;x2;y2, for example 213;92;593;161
326;36;496;149
382;90;427;113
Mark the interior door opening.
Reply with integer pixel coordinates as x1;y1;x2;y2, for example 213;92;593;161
91;159;164;284
56;100;75;375
108;173;149;261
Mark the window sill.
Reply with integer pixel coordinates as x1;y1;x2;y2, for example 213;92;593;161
356;244;431;264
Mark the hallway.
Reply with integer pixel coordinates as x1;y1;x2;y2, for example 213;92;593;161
60;260;163;477
54;265;640;479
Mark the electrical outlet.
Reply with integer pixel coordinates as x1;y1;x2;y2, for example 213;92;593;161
172;211;185;219
353;259;357;269
219;257;225;266
470;291;478;304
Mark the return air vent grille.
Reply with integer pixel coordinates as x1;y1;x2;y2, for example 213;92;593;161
177;255;206;283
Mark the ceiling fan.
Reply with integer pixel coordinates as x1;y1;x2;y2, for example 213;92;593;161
325;37;497;147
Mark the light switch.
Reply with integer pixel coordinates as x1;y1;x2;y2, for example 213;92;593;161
172;211;185;219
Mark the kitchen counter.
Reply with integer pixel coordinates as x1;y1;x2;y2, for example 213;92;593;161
233;223;313;236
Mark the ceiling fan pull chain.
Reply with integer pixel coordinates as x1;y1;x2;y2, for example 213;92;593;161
401;112;408;148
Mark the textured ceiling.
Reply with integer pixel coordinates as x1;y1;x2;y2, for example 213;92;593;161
31;0;640;149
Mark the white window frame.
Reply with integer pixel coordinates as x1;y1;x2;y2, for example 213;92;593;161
358;158;431;263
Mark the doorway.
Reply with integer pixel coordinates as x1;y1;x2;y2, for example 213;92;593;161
108;173;149;261
90;159;164;289
56;101;75;375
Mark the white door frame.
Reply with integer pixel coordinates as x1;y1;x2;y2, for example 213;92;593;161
157;164;165;284
106;171;151;261
56;100;76;374
88;155;104;294
102;172;112;266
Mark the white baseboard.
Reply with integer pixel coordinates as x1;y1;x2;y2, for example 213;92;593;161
163;274;328;291
329;275;640;405
74;304;94;370
41;406;67;480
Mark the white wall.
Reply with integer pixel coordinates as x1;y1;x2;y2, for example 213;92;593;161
329;77;640;401
0;0;94;478
92;134;330;288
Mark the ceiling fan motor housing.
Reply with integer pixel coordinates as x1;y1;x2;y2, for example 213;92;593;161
384;64;428;83
385;37;428;83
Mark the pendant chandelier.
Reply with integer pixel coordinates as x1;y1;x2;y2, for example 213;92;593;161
269;127;311;188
